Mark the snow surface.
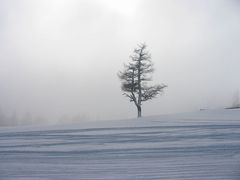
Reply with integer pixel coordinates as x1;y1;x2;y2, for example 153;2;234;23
0;109;240;179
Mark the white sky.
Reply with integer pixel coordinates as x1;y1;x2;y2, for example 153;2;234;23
0;0;240;124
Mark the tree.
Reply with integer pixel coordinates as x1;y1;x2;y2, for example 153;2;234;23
118;43;167;118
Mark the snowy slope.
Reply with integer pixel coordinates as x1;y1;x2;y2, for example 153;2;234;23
0;109;240;179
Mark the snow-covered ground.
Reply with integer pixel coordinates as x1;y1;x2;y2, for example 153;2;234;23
0;109;240;179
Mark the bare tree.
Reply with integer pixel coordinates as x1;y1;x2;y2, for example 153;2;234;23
118;43;167;118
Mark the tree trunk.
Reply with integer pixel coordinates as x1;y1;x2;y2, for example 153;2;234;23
137;105;142;118
137;51;142;118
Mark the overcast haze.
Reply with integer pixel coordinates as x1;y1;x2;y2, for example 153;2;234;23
0;0;240;125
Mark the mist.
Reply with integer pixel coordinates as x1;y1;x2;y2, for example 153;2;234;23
0;0;240;126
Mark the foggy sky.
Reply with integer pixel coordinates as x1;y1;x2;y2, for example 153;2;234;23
0;0;240;125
